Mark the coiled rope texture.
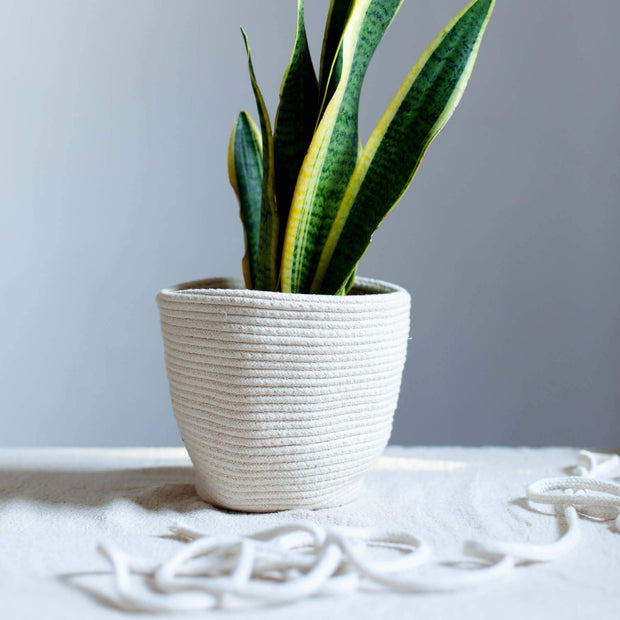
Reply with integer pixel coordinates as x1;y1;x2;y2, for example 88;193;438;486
98;450;620;612
157;277;411;512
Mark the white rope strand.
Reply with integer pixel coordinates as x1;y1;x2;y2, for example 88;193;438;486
96;450;620;612
465;506;582;563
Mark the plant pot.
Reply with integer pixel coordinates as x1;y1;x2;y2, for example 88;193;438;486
156;276;411;512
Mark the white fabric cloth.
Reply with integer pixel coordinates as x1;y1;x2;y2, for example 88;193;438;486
0;446;618;619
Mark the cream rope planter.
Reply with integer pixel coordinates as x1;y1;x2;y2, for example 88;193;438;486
157;276;410;512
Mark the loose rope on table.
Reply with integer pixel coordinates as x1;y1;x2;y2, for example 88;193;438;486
97;450;620;612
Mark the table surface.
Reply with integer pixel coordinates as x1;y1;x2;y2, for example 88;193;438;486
0;446;618;619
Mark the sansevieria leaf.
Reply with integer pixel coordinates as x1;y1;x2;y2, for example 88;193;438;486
335;264;357;295
312;0;496;294
241;29;279;291
318;0;355;115
274;0;319;249
228;111;263;289
280;0;405;294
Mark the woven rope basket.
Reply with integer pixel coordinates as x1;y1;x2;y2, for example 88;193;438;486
157;276;411;512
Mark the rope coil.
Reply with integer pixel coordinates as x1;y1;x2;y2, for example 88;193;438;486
96;449;620;612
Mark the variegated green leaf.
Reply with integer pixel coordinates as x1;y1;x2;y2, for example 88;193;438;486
228;111;263;289
274;0;319;248
241;29;279;291
318;0;355;115
312;0;496;294
280;0;405;294
335;264;357;295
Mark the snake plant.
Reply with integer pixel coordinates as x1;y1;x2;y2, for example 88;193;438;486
229;0;495;294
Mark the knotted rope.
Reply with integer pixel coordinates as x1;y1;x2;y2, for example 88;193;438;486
97;450;620;612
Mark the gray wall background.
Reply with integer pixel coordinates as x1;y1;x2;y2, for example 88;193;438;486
1;0;618;447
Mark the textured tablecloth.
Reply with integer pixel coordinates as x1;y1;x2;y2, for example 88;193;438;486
0;446;618;619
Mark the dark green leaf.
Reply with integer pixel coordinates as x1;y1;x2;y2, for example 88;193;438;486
228;112;263;289
274;0;319;249
241;29;279;291
318;0;355;115
313;0;496;294
280;0;405;294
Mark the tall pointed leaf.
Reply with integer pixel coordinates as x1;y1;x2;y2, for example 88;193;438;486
312;0;496;294
274;0;319;248
241;29;279;291
335;264;357;295
318;0;355;113
280;0;405;294
228;111;263;289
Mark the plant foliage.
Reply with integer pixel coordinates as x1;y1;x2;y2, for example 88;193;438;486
228;0;495;293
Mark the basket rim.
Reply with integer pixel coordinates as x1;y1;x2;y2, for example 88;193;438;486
157;276;409;304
